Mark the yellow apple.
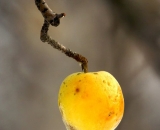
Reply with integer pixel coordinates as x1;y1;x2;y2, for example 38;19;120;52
58;71;124;130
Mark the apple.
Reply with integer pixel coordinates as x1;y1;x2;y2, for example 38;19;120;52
58;71;124;130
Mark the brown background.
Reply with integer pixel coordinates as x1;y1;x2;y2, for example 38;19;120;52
0;0;160;130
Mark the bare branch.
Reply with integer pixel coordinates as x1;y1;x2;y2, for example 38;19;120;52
35;0;88;72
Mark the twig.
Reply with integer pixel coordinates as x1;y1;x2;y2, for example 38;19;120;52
35;0;88;72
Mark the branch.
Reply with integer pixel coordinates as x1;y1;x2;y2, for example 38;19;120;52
35;0;88;72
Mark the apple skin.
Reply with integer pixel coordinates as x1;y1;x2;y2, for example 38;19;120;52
58;71;124;130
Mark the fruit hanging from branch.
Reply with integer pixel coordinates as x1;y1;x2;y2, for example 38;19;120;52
58;71;124;130
34;0;124;130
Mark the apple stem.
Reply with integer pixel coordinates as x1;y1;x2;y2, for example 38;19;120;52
35;0;88;73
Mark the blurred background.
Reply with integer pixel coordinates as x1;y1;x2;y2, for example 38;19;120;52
0;0;160;130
